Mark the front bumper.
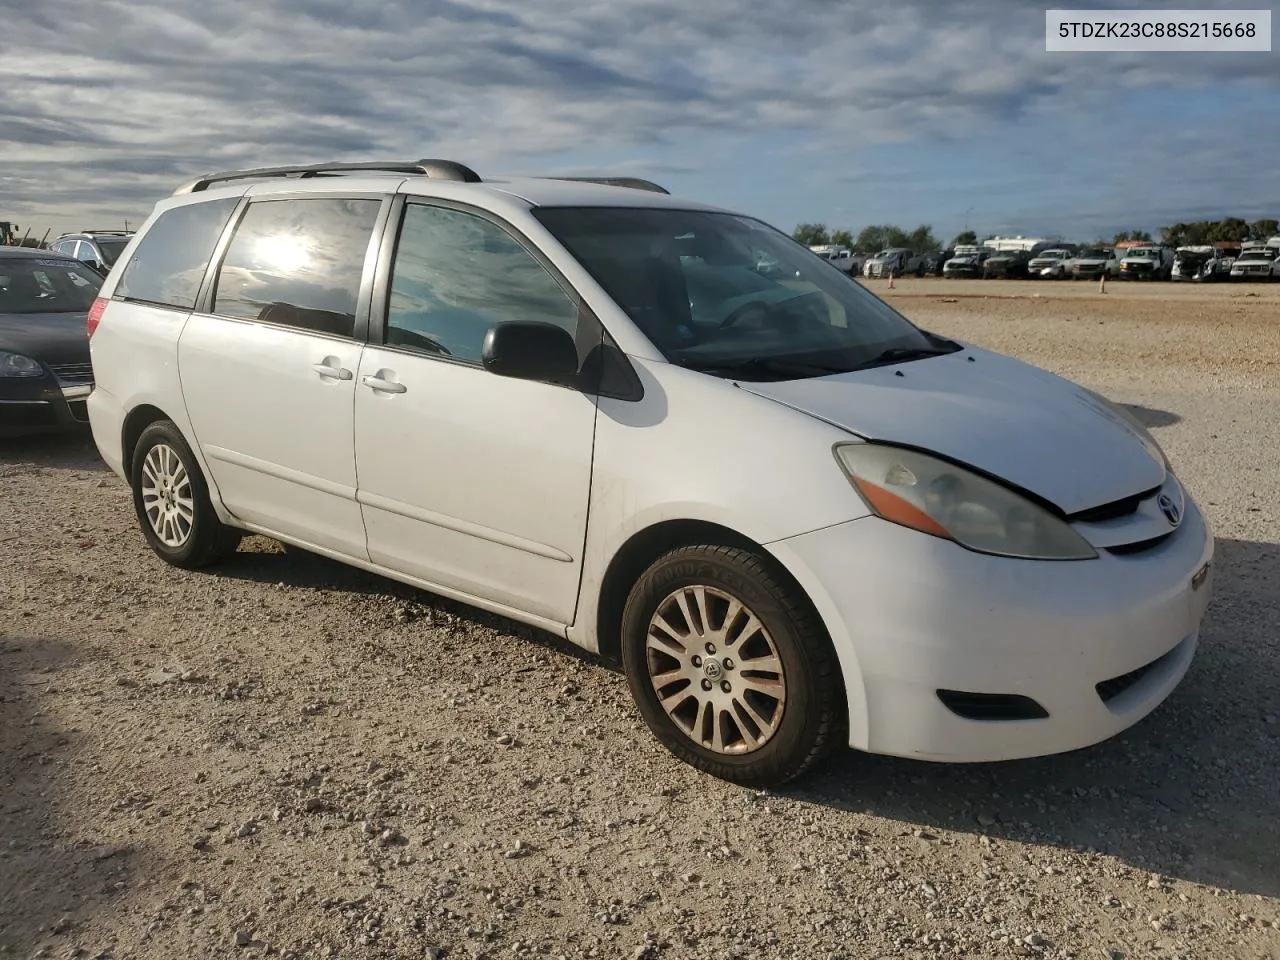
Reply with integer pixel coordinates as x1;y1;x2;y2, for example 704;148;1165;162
772;498;1214;762
0;376;93;437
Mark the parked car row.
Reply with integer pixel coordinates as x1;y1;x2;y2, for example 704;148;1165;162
934;237;1280;282
806;235;1280;282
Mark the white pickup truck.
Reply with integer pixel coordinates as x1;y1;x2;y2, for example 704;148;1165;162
1027;248;1075;279
863;247;925;278
1117;245;1173;281
808;244;863;275
1229;242;1278;281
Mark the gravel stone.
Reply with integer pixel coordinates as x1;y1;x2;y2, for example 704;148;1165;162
1;280;1277;958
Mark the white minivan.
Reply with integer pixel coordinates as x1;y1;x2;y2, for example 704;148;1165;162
87;160;1214;787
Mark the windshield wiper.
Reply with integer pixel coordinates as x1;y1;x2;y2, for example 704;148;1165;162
852;344;960;370
678;356;849;380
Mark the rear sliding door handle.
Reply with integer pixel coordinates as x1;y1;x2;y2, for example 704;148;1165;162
312;362;353;381
362;374;407;394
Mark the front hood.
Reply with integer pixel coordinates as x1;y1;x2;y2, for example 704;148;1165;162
0;312;91;366
738;347;1165;515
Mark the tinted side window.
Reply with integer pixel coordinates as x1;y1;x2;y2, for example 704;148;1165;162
116;197;239;309
214;198;381;338
386;204;578;362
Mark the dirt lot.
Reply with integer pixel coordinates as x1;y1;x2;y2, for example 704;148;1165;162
3;279;1279;960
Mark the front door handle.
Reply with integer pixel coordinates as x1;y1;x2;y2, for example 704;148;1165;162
312;360;353;381
362;373;406;394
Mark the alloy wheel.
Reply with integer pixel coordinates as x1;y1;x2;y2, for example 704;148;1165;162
645;585;787;754
140;443;195;547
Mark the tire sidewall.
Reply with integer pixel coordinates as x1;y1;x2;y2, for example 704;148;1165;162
620;547;833;785
130;422;222;567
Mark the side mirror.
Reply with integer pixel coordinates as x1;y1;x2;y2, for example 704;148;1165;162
481;321;579;386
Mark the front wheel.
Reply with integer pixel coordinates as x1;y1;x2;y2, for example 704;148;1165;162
620;544;846;787
130;420;242;569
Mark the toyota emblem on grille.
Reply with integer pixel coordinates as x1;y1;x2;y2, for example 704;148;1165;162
1157;493;1181;526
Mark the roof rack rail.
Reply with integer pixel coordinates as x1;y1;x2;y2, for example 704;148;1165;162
172;158;482;195
542;176;669;195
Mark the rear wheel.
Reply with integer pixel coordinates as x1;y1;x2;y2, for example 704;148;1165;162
130;420;242;568
620;545;845;787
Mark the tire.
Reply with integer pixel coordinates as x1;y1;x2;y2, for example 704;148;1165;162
130;420;242;569
620;544;845;787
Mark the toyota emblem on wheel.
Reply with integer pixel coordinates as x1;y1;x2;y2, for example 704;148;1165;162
1157;493;1182;526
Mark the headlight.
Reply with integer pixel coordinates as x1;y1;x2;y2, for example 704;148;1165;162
834;443;1098;560
0;350;44;378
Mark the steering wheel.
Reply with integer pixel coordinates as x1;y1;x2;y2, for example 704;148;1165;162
718;300;774;328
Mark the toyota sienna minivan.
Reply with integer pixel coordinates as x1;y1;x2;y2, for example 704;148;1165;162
86;159;1213;786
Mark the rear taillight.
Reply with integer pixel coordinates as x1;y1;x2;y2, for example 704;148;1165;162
87;297;108;339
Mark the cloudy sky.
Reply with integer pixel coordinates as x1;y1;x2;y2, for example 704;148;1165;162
4;0;1278;244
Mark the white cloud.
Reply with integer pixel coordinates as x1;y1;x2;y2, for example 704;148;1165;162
1;0;1276;235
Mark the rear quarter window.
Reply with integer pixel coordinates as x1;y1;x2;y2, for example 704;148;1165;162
115;197;240;309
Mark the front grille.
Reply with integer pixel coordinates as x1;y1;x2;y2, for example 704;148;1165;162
1068;485;1159;523
1095;646;1179;703
48;362;94;384
936;690;1049;721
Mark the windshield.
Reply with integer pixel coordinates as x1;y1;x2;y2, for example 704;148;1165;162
96;238;129;266
1038;250;1069;259
1079;249;1110;259
1239;249;1276;260
1126;249;1159;259
0;257;101;314
533;207;949;378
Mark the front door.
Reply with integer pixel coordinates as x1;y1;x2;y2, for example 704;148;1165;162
354;200;597;624
179;195;387;558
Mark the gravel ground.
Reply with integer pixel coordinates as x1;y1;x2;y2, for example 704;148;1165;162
2;279;1278;960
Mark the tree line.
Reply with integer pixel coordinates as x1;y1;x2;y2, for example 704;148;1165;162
1158;218;1278;247
792;217;1279;254
792;223;940;253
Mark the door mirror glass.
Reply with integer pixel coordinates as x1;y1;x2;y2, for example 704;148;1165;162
482;321;579;385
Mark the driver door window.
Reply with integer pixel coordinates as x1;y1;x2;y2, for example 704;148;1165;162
386;203;579;362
